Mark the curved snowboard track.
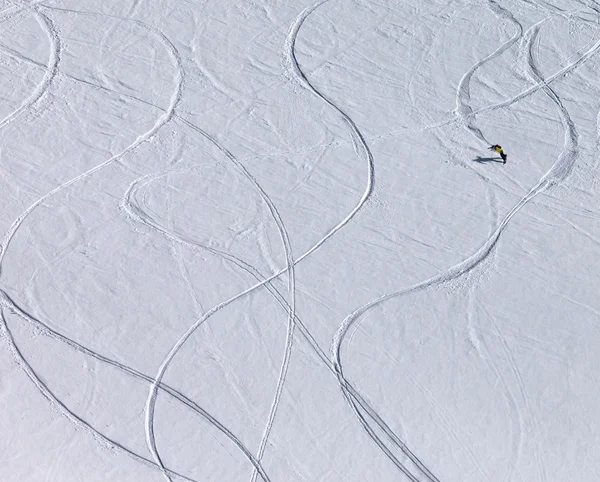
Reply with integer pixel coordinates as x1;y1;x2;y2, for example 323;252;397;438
426;6;600;134
168;117;297;482
0;288;270;481
0;1;587;480
134;118;297;482
332;12;579;482
0;5;184;274
0;2;371;477
454;0;523;146
0;310;198;482
0;6;187;480
142;2;377;482
289;2;441;481
331;168;571;482
0;8;60;131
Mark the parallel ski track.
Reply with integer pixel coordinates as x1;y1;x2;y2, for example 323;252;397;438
2;2;430;480
0;316;195;482
126;147;295;482
123;167;282;482
287;0;446;482
330;181;558;482
1;172;274;480
288;2;442;481
0;291;271;482
0;8;292;481
8;6;192;482
37;7;295;482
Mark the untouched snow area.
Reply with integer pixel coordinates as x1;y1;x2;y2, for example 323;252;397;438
2;0;600;480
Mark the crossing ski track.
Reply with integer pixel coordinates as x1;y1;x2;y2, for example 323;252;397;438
0;5;270;481
136;116;298;482
0;3;367;481
454;0;523;147
141;2;376;480
0;0;47;21
0;7;58;131
162;116;297;482
0;4;185;272
331;1;580;481
0;4;193;481
0;6;278;482
0;288;271;481
0;306;201;482
0;5;298;482
428;13;600;133
1;0;598;481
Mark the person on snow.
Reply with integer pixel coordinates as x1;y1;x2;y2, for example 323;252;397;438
489;144;507;164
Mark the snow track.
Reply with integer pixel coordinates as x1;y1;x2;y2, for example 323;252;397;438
0;4;187;480
0;0;46;21
0;288;270;481
0;5;184;272
333;3;582;482
454;0;523;145
0;8;59;130
0;320;196;482
288;2;441;481
2;1;600;481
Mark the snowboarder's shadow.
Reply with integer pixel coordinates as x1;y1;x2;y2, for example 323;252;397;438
473;156;504;164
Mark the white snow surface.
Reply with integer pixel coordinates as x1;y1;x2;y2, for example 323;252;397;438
1;0;600;481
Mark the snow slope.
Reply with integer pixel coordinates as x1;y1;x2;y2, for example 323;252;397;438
1;0;600;481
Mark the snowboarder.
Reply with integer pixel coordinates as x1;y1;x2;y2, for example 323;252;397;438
489;144;507;164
